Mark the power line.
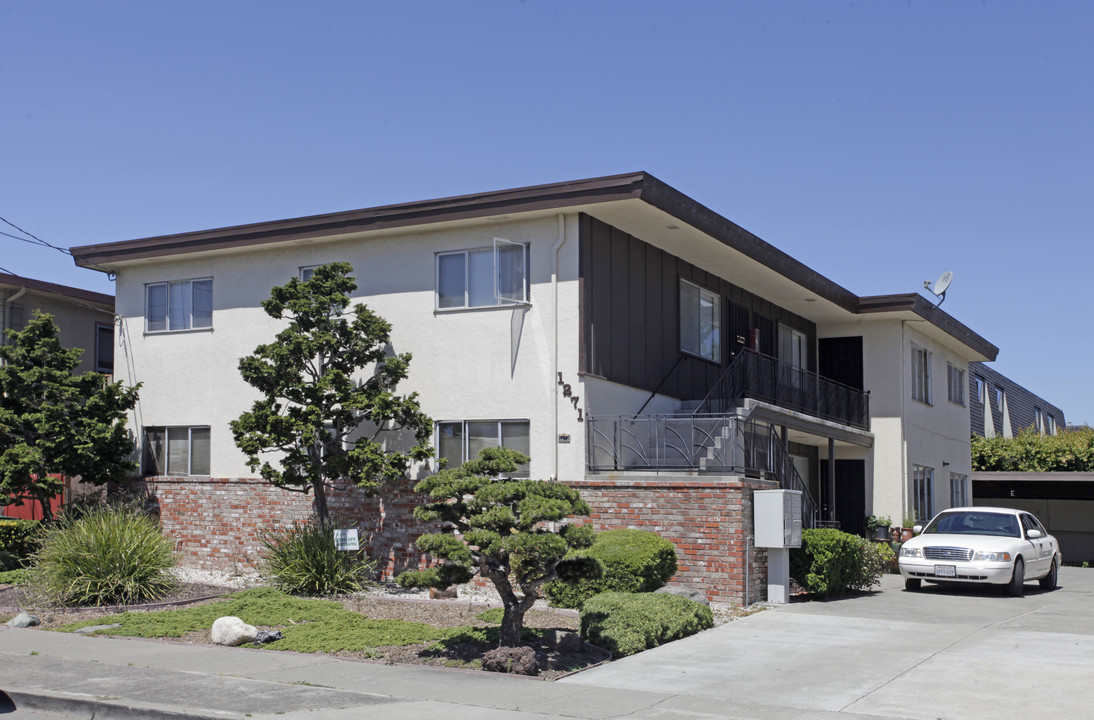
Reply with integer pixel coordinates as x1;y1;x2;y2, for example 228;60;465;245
0;215;73;256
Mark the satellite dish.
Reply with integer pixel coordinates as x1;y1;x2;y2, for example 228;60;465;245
923;271;953;306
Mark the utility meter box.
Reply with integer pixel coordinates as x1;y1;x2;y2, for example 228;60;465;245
754;489;802;548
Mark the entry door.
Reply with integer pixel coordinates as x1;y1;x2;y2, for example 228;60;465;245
820;460;866;536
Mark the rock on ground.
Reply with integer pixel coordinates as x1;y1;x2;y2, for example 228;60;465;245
211;616;259;646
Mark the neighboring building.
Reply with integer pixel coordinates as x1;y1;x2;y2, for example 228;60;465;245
968;362;1065;439
0;273;116;375
70;172;998;602
0;274;116;520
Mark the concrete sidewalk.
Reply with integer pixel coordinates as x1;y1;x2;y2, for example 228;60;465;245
3;569;1093;719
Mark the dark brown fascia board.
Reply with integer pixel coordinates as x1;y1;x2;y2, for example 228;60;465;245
69;172;651;268
636;176;862;313
0;273;114;308
858;293;998;361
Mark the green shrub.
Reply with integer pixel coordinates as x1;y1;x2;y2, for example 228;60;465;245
545;528;678;608
260;520;375;596
580;591;713;657
29;505;176;606
0;519;41;561
790;528;889;598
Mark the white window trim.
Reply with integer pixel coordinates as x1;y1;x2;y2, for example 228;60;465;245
145;277;213;334
947;364;965;406
679;278;721;363
912;464;935;523
299;265;320;281
911;344;932;405
435;241;530;311
950;472;969;508
143;425;210;477
435;419;530;475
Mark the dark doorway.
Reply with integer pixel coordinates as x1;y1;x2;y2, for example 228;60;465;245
820;459;867;536
819;336;864;390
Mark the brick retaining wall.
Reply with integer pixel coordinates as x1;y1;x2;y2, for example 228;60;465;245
564;475;770;605
139;476;430;581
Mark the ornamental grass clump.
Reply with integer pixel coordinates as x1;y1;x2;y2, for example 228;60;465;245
260;519;375;596
30;504;176;606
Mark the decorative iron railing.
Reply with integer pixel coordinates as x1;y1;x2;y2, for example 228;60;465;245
586;414;818;528
695;348;870;430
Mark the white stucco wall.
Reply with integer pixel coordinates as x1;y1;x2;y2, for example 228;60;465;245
113;213;591;482
820;318;974;525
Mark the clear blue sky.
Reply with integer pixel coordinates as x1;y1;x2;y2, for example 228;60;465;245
2;1;1091;424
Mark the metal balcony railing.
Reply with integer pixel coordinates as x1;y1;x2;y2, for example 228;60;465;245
586;414;818;528
695;348;870;430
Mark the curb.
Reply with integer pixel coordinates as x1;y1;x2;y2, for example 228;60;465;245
5;687;245;720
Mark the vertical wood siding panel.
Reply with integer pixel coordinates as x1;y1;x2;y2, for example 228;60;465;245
627;234;647;389
579;214;592;375
609;226;630;383
590;219;613;378
662;251;680;398
645;242;664;390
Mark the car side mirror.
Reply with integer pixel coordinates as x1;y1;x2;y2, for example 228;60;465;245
912;525;923;535
1027;529;1043;539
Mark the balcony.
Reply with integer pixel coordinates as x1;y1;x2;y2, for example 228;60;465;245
696;348;870;430
586;414;818;527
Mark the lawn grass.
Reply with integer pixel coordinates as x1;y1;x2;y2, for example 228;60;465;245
56;587;450;653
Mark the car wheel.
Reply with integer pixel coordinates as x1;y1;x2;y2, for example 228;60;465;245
1039;556;1058;591
1007;558;1025;597
905;578;921;591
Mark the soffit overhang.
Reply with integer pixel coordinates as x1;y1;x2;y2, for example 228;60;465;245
68;171;995;360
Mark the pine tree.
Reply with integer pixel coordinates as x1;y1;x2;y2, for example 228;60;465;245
230;263;432;523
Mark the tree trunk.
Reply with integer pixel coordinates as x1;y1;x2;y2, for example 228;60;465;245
312;478;330;524
494;577;538;648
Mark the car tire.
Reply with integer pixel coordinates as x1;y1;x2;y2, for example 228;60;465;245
1039;556;1058;591
905;578;921;591
1007;558;1025;597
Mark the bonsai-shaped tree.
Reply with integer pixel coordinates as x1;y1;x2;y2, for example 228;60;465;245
398;447;601;647
0;312;140;520
230;263;433;523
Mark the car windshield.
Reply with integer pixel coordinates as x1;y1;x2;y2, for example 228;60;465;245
924;511;1021;538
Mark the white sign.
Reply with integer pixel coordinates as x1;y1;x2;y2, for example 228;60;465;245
333;529;359;551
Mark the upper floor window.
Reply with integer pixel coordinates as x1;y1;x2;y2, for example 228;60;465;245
299;265;319;281
680;279;720;362
436;419;529;477
995;386;1005;410
142;425;210;476
95;323;114;374
911;345;932;405
436;239;529;310
973;375;986;405
1046;415;1056;435
146;278;212;333
947;364;965;406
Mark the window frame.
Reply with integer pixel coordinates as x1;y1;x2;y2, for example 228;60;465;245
435;419;530;476
947;363;965;406
94;322;114;374
912;464;935;523
973;375;986;405
434;240;530;311
142;425;211;477
679;278;721;363
299;265;320;282
911;344;932;405
950;472;969;508
144;278;213;333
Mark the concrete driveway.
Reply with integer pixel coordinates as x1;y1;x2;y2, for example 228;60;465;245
561;568;1094;719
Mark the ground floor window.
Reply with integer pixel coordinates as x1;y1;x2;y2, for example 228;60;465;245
436;420;529;476
912;464;934;523
143;426;210;476
950;472;969;508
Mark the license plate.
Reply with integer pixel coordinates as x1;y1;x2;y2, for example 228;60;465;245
934;564;957;578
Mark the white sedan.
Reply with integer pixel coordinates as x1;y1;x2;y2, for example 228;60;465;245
898;506;1060;596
